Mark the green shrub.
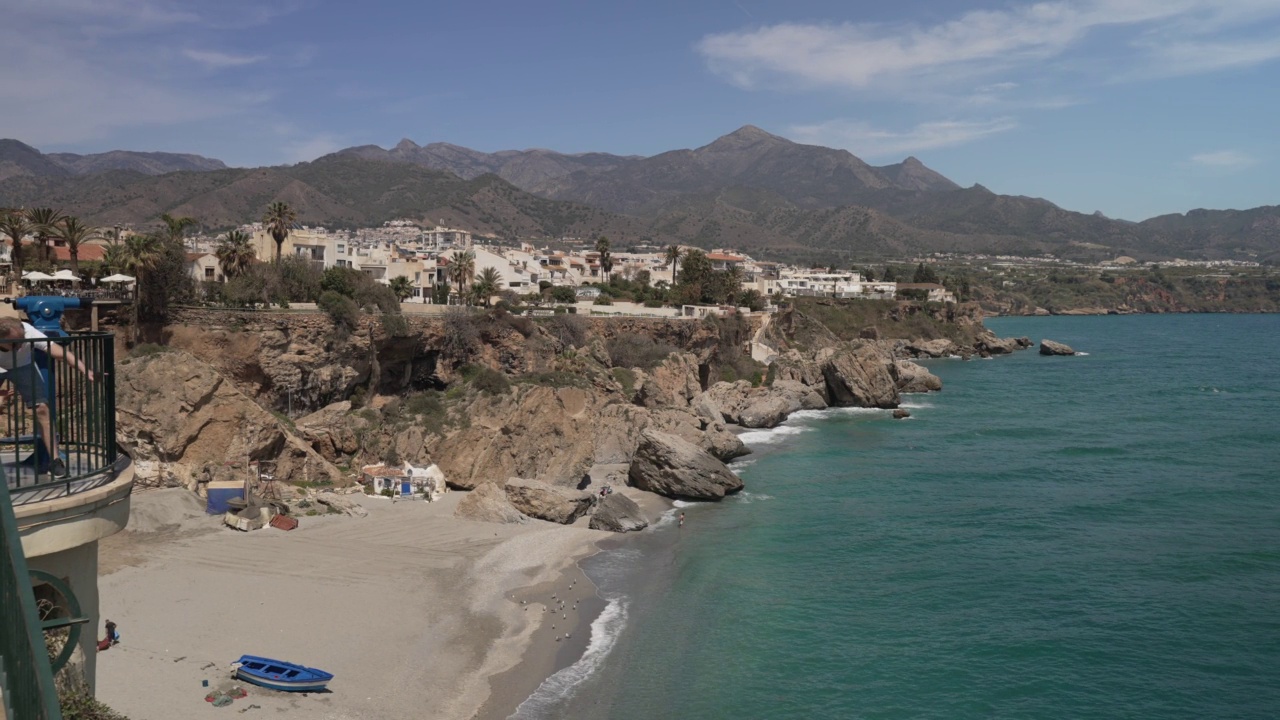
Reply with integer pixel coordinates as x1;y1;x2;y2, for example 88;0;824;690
461;365;510;395
548;286;577;303
546;312;588;348
519;371;590;389
404;391;444;417
606;334;679;369
593;295;613;306
381;312;410;337
442;307;479;360
318;290;359;330
612;367;636;395
130;343;169;358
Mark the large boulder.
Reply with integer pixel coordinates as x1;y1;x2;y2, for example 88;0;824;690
703;380;821;429
706;380;753;421
771;380;828;411
1040;339;1076;356
432;386;598;490
589;493;649;533
905;339;956;358
819;343;900;409
295;401;360;462
314;492;368;518
634;352;702;408
628;430;744;500
455;481;528;525
893;361;943;393
504;478;595;524
646;409;750;462
977;335;1021;355
770;350;827;390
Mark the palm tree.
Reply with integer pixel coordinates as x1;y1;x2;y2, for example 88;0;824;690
0;209;32;279
215;230;256;279
102;244;127;275
665;244;682;283
159;213;196;244
448;249;475;304
594;236;612;283
473;267;502;308
25;208;65;265
51;216;99;274
388;275;414;302
123;233;163;339
263;201;297;262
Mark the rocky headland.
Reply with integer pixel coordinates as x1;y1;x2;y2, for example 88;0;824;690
103;298;1031;720
116;299;1028;519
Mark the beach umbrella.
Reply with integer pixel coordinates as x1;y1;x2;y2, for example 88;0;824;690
22;271;55;282
52;269;81;282
100;274;135;283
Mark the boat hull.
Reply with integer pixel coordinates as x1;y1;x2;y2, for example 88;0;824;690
234;669;329;693
233;654;333;693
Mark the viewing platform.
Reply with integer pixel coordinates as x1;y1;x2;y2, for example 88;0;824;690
1;330;133;700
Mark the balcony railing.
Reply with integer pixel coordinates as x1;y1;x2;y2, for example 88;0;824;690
0;333;120;506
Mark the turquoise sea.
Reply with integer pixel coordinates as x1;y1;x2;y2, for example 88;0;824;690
515;314;1280;720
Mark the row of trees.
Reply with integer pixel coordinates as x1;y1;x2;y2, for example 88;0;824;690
0;207;116;275
571;243;763;310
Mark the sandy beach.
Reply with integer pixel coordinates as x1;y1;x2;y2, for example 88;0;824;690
94;487;649;720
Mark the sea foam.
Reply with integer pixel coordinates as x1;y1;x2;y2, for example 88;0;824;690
509;598;630;719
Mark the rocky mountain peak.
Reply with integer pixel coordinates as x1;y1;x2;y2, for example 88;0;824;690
394;138;421;152
702;125;790;151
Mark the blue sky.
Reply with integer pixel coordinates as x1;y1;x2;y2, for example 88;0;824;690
3;0;1280;221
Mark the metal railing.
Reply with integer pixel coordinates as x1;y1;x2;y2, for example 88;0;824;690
0;464;64;719
0;333;118;504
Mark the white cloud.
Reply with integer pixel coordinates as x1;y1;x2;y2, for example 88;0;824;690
1189;151;1259;169
183;49;266;69
697;1;1280;92
789;117;1018;158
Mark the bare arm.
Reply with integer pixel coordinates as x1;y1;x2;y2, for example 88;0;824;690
47;343;95;382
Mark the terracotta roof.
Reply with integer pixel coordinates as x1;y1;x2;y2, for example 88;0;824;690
50;245;106;262
706;253;744;262
185;252;212;262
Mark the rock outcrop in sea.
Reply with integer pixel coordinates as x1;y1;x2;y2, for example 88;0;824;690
628;429;745;500
1039;339;1077;356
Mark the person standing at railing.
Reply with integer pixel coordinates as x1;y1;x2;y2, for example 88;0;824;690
0;317;96;478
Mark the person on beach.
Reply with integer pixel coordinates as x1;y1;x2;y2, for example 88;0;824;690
0;317;96;478
679;512;685;528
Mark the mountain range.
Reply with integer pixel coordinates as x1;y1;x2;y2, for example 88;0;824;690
0;139;227;182
1;130;1277;263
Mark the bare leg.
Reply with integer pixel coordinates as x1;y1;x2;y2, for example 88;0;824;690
34;402;57;465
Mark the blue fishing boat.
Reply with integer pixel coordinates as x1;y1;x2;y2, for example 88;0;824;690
233;655;333;692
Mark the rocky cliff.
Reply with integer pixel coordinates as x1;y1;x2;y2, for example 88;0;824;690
115;349;345;488
115;299;1024;526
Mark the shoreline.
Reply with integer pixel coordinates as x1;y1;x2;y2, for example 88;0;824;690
96;490;606;720
95;484;672;720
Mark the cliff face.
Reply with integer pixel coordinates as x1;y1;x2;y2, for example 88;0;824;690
115;349;345;488
116;300;1015;509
